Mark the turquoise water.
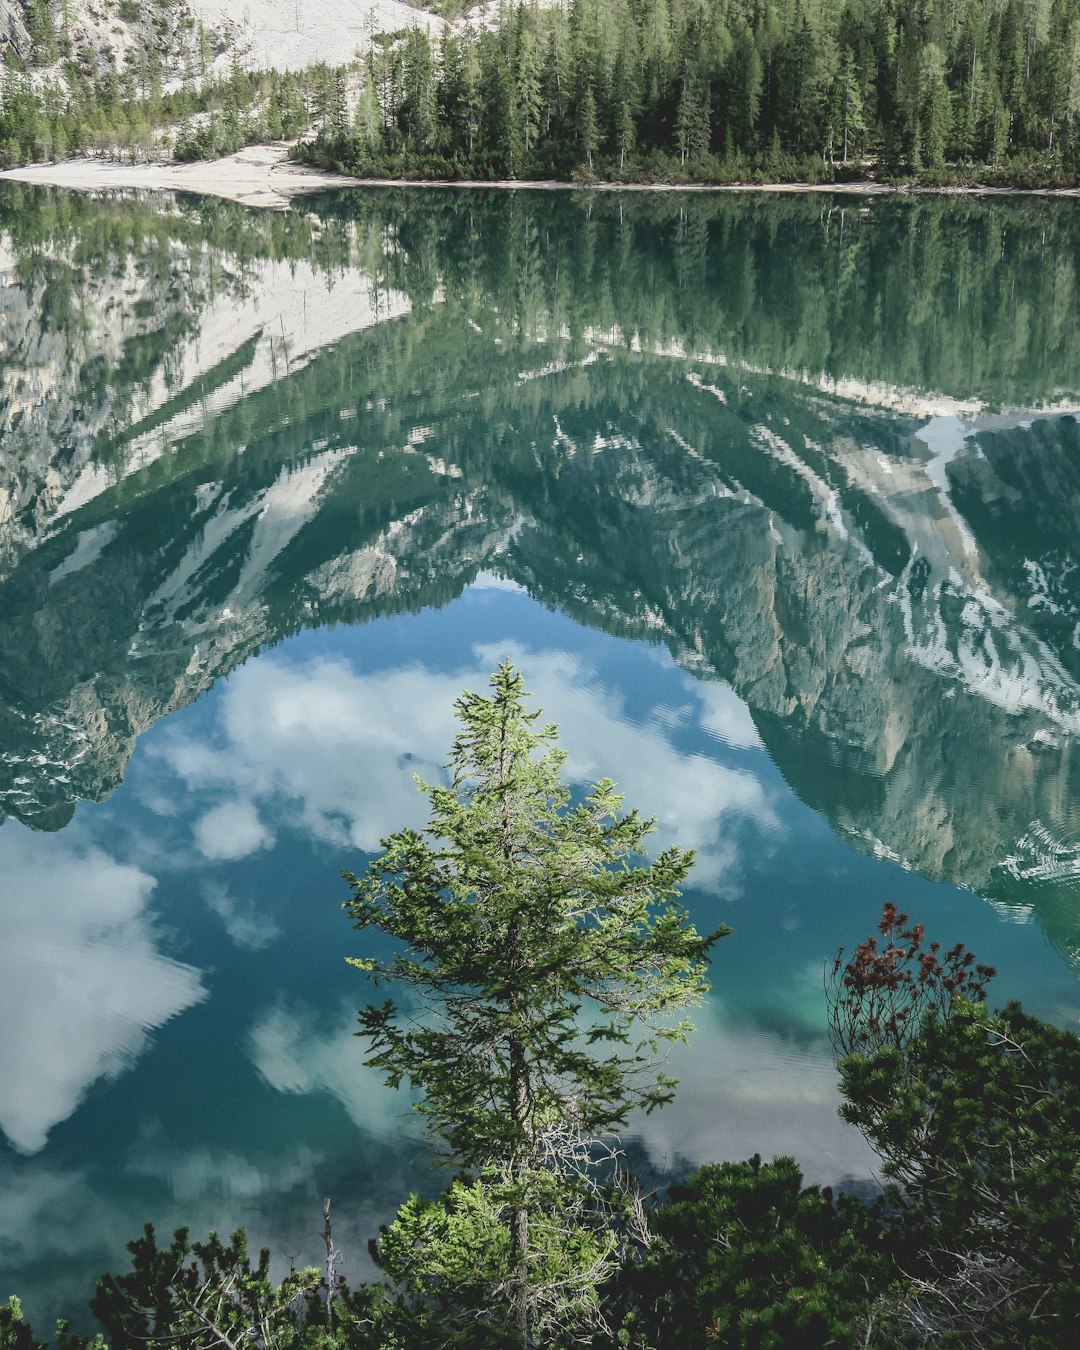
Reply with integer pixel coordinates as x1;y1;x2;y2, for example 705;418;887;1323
3;185;1080;1327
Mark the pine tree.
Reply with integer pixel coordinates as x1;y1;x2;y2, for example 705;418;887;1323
400;28;437;156
615;96;635;171
515;26;543;160
353;66;383;161
917;42;950;169
675;65;710;166
577;80;599;169
344;663;725;1347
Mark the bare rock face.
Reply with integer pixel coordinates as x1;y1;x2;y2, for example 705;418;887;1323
0;274;147;574
0;430;514;831
0;201;247;578
2;0;439;82
0;1;31;59
4;344;1080;969
3;0;254;81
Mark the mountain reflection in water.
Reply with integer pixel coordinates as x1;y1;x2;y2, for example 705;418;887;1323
2;183;1080;1326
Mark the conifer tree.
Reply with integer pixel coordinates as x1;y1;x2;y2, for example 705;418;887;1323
344;663;725;1347
515;26;543;160
577;80;599;168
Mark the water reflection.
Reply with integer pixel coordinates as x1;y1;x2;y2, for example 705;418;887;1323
0;1137;413;1327
150;645;776;887
628;1015;880;1187
0;825;204;1155
200;879;281;950
247;1001;421;1137
4;183;1080;1324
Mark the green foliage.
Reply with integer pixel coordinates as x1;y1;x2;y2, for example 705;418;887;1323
374;1173;621;1348
612;1156;892;1348
839;1000;1080;1341
9;876;1080;1348
345;662;723;1161
8;0;1080;181
93;1225;316;1349
833;915;1078;1241
23;0;59;67
1;1294;107;1350
89;1224;399;1350
345;661;725;1343
0;46;318;168
299;1;1080;184
375;1182;515;1318
0;1298;44;1350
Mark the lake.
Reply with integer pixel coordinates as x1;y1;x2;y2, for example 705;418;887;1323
3;183;1080;1328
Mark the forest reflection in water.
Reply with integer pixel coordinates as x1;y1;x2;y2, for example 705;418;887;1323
2;182;1080;1327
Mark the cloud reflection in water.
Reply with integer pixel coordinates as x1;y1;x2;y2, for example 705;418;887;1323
0;825;205;1154
154;637;777;894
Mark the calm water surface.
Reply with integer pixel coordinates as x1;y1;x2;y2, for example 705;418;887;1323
3;184;1080;1326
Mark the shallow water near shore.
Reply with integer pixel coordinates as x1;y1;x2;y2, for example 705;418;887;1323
3;182;1080;1327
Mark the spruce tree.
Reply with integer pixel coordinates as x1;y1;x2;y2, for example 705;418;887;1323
344;662;725;1347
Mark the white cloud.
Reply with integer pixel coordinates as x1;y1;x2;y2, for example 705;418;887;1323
248;1001;421;1139
694;678;763;750
154;657;460;854
468;570;525;592
625;1009;879;1188
0;1144;375;1331
153;641;778;893
202;879;281;951
194;797;273;861
0;1161;111;1260
475;644;778;889
0;1160;130;1331
125;1134;321;1204
243;997;875;1196
0;824;205;1154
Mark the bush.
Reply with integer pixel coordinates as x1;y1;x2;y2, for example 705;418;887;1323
611;1156;892;1348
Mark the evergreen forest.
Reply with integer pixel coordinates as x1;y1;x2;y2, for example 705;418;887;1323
3;0;1080;183
308;0;1080;184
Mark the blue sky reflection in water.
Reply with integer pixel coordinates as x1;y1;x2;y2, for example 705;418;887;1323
4;184;1080;1327
3;585;1077;1326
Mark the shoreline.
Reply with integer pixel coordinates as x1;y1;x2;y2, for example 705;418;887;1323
0;145;364;209
2;144;1079;206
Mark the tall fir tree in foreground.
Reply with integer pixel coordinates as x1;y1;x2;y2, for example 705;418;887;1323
344;662;726;1348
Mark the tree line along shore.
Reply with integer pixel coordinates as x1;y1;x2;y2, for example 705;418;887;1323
2;0;1080;187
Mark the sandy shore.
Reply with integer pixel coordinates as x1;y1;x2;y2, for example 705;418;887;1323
2;144;1078;206
0;144;364;209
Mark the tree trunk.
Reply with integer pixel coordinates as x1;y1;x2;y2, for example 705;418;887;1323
500;699;530;1349
510;1198;529;1350
508;1001;531;1348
